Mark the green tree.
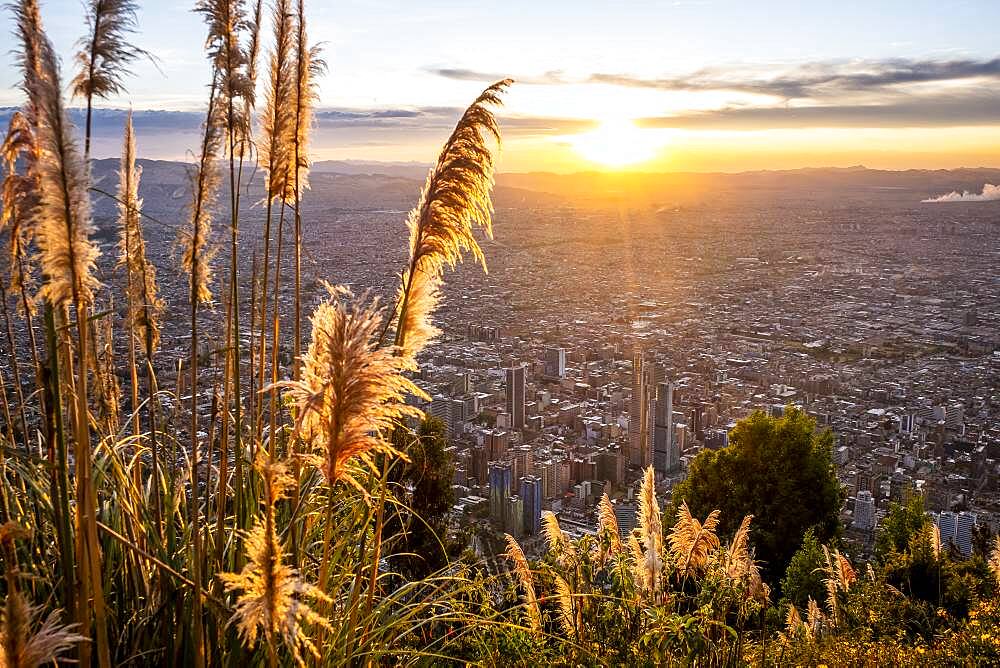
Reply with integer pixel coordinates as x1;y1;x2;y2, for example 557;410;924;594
875;495;929;559
780;528;827;609
671;407;843;585
391;416;457;578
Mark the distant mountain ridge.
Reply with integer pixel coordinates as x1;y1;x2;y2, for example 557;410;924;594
85;157;1000;217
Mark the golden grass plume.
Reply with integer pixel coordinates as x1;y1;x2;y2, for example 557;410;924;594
597;492;621;556
196;0;255;142
116;111;163;350
553;573;575;637
668;500;720;580
24;28;100;307
278;285;426;489
259;0;296;203
180;80;224;304
724;514;769;603
0;589;85;668
633;466;663;596
1;112;36;312
219;453;331;665
541;510;575;564
503;533;541;634
291;0;324;195
784;603;804;638
393;79;511;357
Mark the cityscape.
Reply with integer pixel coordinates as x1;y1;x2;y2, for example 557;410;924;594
3;0;1000;663
25;157;996;564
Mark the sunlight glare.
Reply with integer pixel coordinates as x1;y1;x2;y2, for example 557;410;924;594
570;118;662;168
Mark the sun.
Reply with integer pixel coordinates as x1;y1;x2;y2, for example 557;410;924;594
570;118;661;168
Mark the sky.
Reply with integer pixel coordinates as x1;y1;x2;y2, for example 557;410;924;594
2;0;1000;172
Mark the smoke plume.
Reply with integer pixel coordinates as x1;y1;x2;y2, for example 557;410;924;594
922;183;1000;202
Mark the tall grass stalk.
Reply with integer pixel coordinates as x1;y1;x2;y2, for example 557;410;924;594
182;68;223;667
257;0;295;446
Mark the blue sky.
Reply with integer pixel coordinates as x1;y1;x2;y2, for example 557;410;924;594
3;0;1000;171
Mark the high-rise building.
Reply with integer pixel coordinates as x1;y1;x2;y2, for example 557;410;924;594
506;365;526;430
488;461;512;524
485;429;510;462
853;490;875;530
938;511;957;548
595;448;624;486
505;495;524;536
652;381;677;475
520;475;543;536
544;347;567;378
511;444;534;481
613;502;637;538
629;351;649;468
955;511;976;557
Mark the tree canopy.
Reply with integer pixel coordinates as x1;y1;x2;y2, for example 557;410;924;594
671;407;843;584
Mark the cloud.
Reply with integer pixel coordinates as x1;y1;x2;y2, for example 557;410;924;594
636;90;1000;129
430;57;1000;100
922;183;1000;202
589;58;1000;99
427;68;566;85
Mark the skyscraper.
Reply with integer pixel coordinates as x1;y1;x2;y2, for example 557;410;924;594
485;428;510;462
520;475;543;536
955;511;976;557
652;381;677;475
853;490;875;530
489;461;512;524
544;347;567;378
938;511;957;548
629;350;648;468
505;495;524;536
506;365;526;430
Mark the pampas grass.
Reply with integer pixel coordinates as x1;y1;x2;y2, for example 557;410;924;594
72;0;152;157
219;453;331;666
724;514;769;604
291;0;323;384
634;466;664;597
256;0;296;432
392;79;510;356
180;29;227;665
116;112;161;417
503;533;541;634
17;6;111;663
28;39;100;311
278;286;425;490
0;589;84;668
1;112;36;316
668;501;720;580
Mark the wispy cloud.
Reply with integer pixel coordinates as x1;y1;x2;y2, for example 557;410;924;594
430;57;1000;100
426;68;566;85
922;183;1000;202
588;58;1000;99
636;90;1000;129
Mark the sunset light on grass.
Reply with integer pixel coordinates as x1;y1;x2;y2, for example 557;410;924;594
1;1;1000;666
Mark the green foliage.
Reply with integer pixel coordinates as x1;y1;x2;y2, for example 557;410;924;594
780;528;828;609
875;495;930;559
671;407;844;585
390;416;458;578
